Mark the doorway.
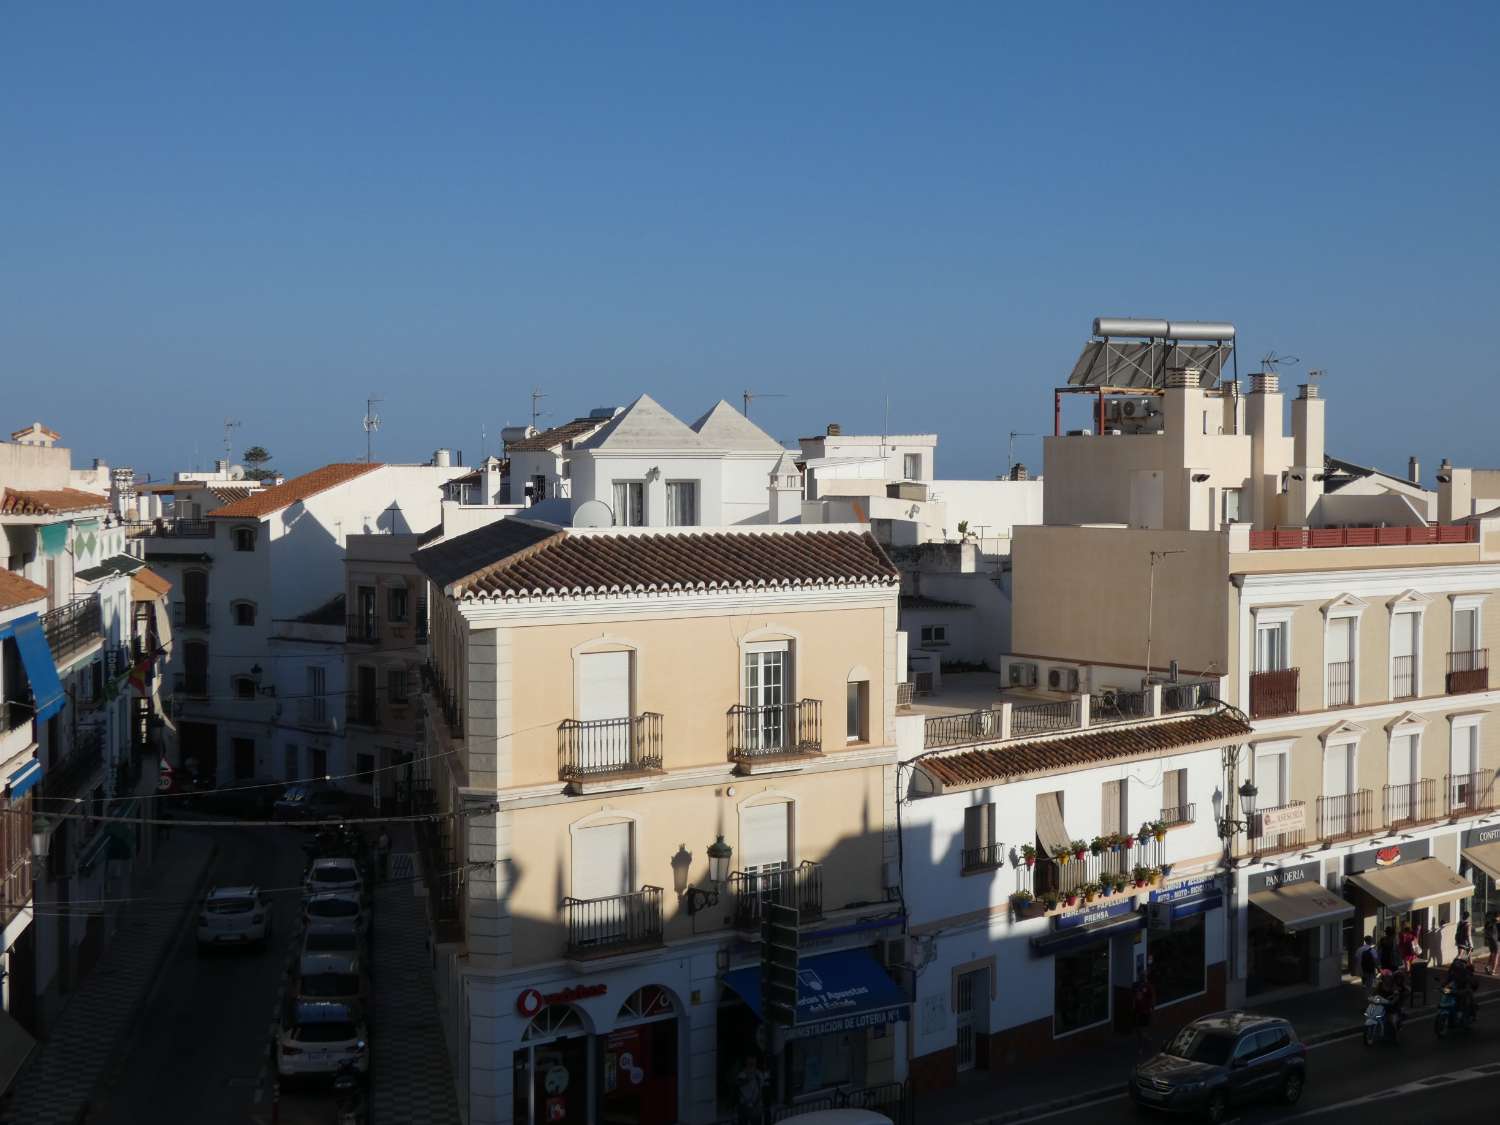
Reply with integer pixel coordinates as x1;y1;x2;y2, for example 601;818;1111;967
955;967;990;1072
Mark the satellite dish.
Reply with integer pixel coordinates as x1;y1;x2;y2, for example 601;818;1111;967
573;500;613;528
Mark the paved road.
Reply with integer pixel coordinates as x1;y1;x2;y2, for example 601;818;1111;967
1035;1009;1500;1124
91;821;327;1125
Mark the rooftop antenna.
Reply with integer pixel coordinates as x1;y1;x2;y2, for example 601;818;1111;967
363;395;382;462
1259;350;1300;376
742;390;786;420
222;417;241;466
1008;431;1037;476
1305;368;1327;393
530;387;549;428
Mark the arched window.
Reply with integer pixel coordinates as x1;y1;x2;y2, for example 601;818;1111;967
618;985;675;1023
183;641;209;696
523;1004;586;1041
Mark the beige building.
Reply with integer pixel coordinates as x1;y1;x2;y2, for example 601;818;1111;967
415;520;909;1125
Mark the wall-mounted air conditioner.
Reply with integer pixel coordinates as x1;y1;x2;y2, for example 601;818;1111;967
1007;661;1038;687
1047;667;1080;693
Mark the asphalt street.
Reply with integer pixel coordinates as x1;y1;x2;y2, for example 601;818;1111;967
1035;1010;1500;1124
90;819;330;1125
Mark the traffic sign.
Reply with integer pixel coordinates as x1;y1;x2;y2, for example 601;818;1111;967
761;902;799;1029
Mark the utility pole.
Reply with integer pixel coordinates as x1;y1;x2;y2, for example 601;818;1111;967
1007;431;1037;477
530;387;549;429
742;390;786;420
363;395;382;463
1144;549;1185;682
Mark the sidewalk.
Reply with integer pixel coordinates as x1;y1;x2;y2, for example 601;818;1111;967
368;824;462;1125
923;974;1500;1125
1;828;216;1125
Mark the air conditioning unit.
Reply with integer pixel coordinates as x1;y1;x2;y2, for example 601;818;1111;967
1048;667;1080;693
1122;399;1153;419
1007;661;1038;687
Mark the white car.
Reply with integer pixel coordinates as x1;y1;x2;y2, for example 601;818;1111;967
275;1000;368;1079
196;886;273;950
303;891;370;938
304;857;365;900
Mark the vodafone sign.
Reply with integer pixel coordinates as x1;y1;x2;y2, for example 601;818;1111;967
516;983;607;1017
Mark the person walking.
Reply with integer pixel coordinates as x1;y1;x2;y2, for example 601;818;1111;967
1358;934;1378;990
1399;923;1418;971
1486;912;1500;976
1378;925;1397;972
1456;910;1473;960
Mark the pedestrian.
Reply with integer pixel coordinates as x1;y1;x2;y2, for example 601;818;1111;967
1378;925;1396;972
1357;934;1378;990
1486;913;1500;976
1133;965;1157;1056
1399;923;1417;971
1426;917;1446;967
1456;911;1473;959
734;1054;765;1125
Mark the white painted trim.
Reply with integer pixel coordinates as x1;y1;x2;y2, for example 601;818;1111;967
1321;594;1368;616
456;583;898;627
1384;711;1427;733
1388;605;1425;700
1451;596;1486;655
569;634;640;722
1321;738;1359;799
1239;565;1500;602
1322;608;1359;708
736;789;798;869
1319;720;1365;746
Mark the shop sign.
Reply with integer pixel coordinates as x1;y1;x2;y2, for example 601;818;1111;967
1259;803;1306;836
787;1006;906;1040
1463;824;1500;849
1054;897;1137;932
516;982;608;1017
1247;862;1318;895
1150;876;1218;905
1148;876;1222;925
1346;838;1431;874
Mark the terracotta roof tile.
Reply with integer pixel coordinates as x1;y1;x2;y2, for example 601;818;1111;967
921;711;1252;788
0;487;109;515
131;567;172;598
418;523;899;600
208;463;382;518
0;570;48;611
10;423;60;441
504;417;608;453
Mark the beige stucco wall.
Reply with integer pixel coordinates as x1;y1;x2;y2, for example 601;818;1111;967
504;765;890;965
505;604;890;787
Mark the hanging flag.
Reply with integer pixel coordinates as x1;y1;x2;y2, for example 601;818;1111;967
127;657;150;694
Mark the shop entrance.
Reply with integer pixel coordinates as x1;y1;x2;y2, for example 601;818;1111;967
513;1005;592;1125
1247;908;1317;995
601;986;678;1124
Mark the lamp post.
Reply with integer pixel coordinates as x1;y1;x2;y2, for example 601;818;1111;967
687;835;733;915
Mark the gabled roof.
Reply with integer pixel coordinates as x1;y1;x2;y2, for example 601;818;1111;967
0;487;109;515
0;570;47;611
920;711;1252;788
690;401;786;453
419;521;899;601
131;567;172;599
505;417;609;453
208;463;382;519
575;394;707;452
10;422;60;441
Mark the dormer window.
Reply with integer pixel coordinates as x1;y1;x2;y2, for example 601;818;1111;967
231;526;257;552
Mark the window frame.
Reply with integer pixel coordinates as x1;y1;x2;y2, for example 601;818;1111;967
232;674;258;701
665;480;698;527
387;666;409;706
845;679;869;743
1253;609;1294;673
920;624;948;647
612;481;646;527
386;586;409;623
1451;595;1486;656
231;600;257;627
230;525;258;552
902;453;921;481
1389;605;1424;700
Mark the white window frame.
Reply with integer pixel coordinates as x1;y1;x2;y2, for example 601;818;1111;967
1222;488;1242;524
903;453;921;481
1449;713;1483;805
1320;732;1361;800
664;480;697;527
1385;722;1422;798
1388;596;1427;701
1252;607;1295;674
571;637;638;723
920;624;948;647
1252;741;1292;811
1451;594;1486;656
738;793;796;874
568;811;639;899
1322;597;1364;709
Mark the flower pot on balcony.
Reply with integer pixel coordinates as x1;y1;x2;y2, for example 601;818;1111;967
1123;835;1135;849
1074;849;1086;861
1153;829;1167;842
1025;856;1036;868
1063;892;1078;907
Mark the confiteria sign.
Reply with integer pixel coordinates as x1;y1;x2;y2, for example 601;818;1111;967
516;983;608;1017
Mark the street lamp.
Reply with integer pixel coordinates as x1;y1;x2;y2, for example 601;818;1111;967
31;813;53;861
1217;778;1259;839
687;835;733;915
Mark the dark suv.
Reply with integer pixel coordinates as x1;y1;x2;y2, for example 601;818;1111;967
1130;1012;1305;1122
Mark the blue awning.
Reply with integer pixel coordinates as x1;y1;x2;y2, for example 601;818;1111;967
1031;910;1146;957
5;760;41;800
722;949;909;1041
11;618;63;722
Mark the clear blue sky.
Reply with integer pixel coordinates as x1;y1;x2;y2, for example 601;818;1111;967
5;3;1497;483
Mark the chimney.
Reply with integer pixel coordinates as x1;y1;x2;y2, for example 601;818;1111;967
1286;383;1326;523
826;422;842;436
1249;373;1279;394
1408;456;1420;485
1165;367;1201;389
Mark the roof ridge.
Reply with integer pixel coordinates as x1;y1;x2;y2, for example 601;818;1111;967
451;522;570;594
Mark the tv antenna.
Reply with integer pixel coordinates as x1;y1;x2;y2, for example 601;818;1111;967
530;387;549;428
1259;350;1300;375
222;418;241;466
1007;431;1037;476
363;395;383;462
742;390;787;420
1305;368;1328;393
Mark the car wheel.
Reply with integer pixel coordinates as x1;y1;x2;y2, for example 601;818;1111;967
1282;1070;1304;1105
1204;1091;1228;1124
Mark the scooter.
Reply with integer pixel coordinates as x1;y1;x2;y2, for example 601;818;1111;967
1434;984;1479;1037
334;1056;367;1125
1363;994;1401;1046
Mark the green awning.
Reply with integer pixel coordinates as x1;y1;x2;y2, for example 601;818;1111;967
38;524;68;556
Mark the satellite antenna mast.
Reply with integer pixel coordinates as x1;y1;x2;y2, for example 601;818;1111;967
742;390;787;420
222;418;241;466
530;387;549;428
363;395;383;462
1008;431;1037;477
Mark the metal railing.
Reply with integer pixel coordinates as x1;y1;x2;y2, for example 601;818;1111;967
558;713;664;779
346;615;379;643
896;682;914;709
297;697;329;726
1249;524;1477;550
1159;803;1196;827
172;601;210;631
1245;800;1307;854
1392;655;1416;700
2;701;31;736
923;708;1003;749
1326;661;1352;707
728;700;821;761
771;1082;912;1125
124;518;215;539
1026;847;1135;898
563;886;664;957
173;672;209;699
1447;770;1497;815
1316;790;1373;842
1091;689;1148;724
0;796;32;933
414;814;463;944
1249;668;1299;718
40;727;104;802
423;662;464;738
730;861;823;928
1383;779;1439;827
1011;698;1081;737
42;597;103;661
1446;649;1488;694
960;842;1004;872
1161;679;1218;714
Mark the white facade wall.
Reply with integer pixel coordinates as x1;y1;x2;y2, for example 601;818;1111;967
570;451;782;527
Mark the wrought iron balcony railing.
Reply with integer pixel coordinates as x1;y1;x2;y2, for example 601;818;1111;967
1447;770;1497;815
1249;668;1299;718
1010;698;1081;737
1392;655;1416;700
727;700;821;761
1446;649;1488;695
1316;790;1373;842
1325;661;1352;708
558;713;663;780
730;861;823;929
346;615;379;643
42;597;103;662
1382;779;1439;827
563;886;664;958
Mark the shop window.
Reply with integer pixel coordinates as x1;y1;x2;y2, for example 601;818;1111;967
387;586;408;623
787;1028;859;1098
1053;943;1111;1035
1149;913;1206;1005
605;988;678;1124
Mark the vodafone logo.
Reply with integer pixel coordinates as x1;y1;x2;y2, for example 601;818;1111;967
516;983;607;1017
516;988;545;1018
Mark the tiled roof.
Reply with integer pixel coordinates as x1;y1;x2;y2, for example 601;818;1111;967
0;570;47;611
209;463;382;518
505;418;608;453
10;423;60;441
921;711;1252;788
419;522;899;600
208;484;260;503
131;567;172;598
0;487;109;515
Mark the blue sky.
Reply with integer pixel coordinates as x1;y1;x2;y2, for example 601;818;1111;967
5;3;1498;483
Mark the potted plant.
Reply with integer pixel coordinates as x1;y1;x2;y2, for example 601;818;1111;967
1113;875;1129;895
1020;843;1037;868
1057;850;1070;866
1151;819;1168;842
1081;881;1101;903
1089;836;1104;857
1010;889;1035;914
1106;832;1122;853
1040;890;1060;912
1132;865;1151;888
1071;839;1088;861
1063;888;1079;907
1122;832;1135;849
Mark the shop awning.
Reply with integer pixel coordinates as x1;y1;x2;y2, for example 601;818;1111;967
1249;881;1355;933
11;618;63;722
1035;791;1072;859
78;820;134;875
1462;842;1500;885
4;759;41;800
721;950;908;1041
0;1008;36;1096
1030;910;1146;957
1346;857;1474;914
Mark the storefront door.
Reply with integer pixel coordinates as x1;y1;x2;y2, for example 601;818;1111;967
514;1036;590;1125
602;987;678;1124
955;968;988;1071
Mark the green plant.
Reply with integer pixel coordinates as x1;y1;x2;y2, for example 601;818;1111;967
1020;843;1037;867
1040;890;1060;911
1081;881;1101;902
1089;836;1105;856
1010;890;1034;909
1070;839;1088;859
1151;820;1168;840
957;520;970;537
1148;866;1163;884
1131;865;1152;887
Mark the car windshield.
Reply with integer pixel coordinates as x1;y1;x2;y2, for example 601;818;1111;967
311;868;356;883
294;1022;358;1044
308;899;359;918
1165;1028;1237;1065
301;974;359;997
280;787;308;802
206;898;255;914
304;932;357;952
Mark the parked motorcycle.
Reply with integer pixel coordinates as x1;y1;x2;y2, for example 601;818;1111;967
1363;994;1401;1046
1434;984;1479;1037
334;1056;368;1125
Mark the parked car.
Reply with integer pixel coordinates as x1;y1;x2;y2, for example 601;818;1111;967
1129;1013;1306;1122
275;1000;369;1080
305;857;366;901
303;892;370;939
275;783;361;822
196;886;273;951
292;950;370;1012
301;928;367;959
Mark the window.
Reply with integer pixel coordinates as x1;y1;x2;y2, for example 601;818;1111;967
903;453;921;480
232;737;255;779
612;481;645;527
232;601;256;627
231;526;257;552
920;625;948;647
1162;768;1188;822
845;680;869;743
741;801;791;874
1101;778;1127;875
387;667;408;705
962;802;997;870
233;675;257;701
578;651;631;722
309;747;327;779
572;820;633;900
1254;749;1288;810
665;481;697;527
1054;944;1110;1035
182;641;209;695
1451;721;1480;806
1323;742;1356;799
743;645;788;750
355;586;376;638
1326;616;1355;707
355;666;377;724
387;586;408;623
1454;605;1480;655
1255;620;1289;672
305;666;327;723
1387;732;1421;820
1222;488;1242;523
1392;611;1419;699
355;753;374;779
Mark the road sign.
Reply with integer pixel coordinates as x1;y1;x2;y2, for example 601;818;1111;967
761;902;799;1029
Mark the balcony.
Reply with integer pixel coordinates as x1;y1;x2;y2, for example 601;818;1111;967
1244;800;1308;855
1446;649;1488;695
1316;790;1374;842
43;597;103;663
414;815;463;944
1159;802;1196;828
0;795;32;932
1446;770;1497;816
125;518;215;539
959;841;1004;873
1383;779;1440;828
1011;698;1081;737
1392;655;1416;700
1249;524;1477;550
1325;661;1352;708
422;662;464;739
40;727;104;802
923;708;1004;749
730;861;824;928
1248;668;1299;718
563;886;664;959
1091;689;1149;725
558;713;663;783
1160;679;1218;714
172;601;211;631
895;681;915;710
727;700;821;765
173;672;209;699
346;615;379;644
297;697;330;727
